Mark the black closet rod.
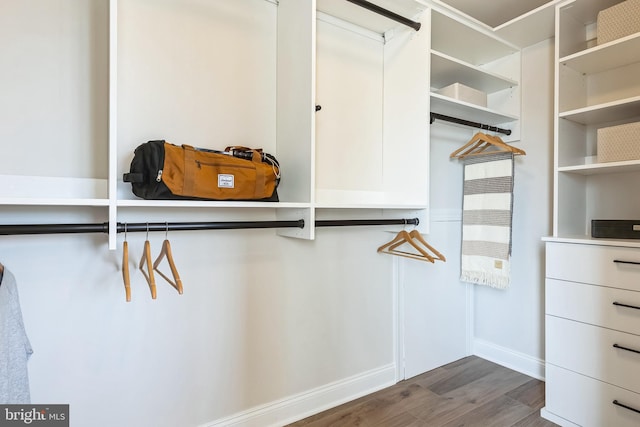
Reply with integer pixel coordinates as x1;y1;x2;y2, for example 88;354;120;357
316;218;418;227
345;0;421;31
430;112;512;136
0;218;419;236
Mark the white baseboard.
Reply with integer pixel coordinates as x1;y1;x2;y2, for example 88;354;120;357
540;408;578;427
201;364;396;427
473;338;545;381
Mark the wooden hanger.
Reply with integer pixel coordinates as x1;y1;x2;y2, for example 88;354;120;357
122;224;131;302
450;132;526;159
401;230;446;262
377;229;445;263
153;225;183;294
139;225;157;299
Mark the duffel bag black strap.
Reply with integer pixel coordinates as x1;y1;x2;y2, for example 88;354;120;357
123;172;144;183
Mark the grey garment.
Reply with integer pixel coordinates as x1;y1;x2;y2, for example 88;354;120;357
0;268;33;404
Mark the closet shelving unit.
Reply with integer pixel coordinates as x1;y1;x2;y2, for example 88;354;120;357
428;7;522;142
550;0;640;244
543;1;640;426
431;0;563;49
0;0;431;249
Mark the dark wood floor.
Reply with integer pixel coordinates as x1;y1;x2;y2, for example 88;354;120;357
287;356;558;427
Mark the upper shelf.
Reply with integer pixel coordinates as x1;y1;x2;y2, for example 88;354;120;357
430;50;518;93
0;175;108;207
493;0;560;48
117;199;309;209
559;95;640;125
316;0;426;34
560;32;640;75
432;0;561;49
558;159;640;175
430;93;518;125
430;9;519;66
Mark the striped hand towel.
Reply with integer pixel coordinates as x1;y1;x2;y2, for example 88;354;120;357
460;152;514;289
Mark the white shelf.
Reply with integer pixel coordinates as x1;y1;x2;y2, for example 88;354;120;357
314;189;427;209
117;200;309;209
0;198;109;207
430;50;518;93
494;0;560;48
559;95;640;125
558;159;640;175
316;0;426;34
430;92;518;125
431;9;518;66
0;175;108;206
543;235;640;249
559;0;621;30
560;32;640;75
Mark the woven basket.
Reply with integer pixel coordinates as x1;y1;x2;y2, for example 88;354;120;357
597;0;640;45
597;121;640;163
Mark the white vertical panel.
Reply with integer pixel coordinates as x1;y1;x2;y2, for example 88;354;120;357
401;219;470;379
383;16;430;219
109;0;118;249
275;0;315;206
315;17;384;193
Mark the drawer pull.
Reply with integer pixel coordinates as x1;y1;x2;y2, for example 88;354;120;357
613;301;640;311
613;259;640;266
613;400;640;415
613;343;640;355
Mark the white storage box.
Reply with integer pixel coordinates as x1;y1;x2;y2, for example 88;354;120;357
597;121;640;163
597;0;640;45
436;83;487;107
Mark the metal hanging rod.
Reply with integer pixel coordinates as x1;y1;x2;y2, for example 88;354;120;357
0;218;419;236
345;0;421;31
430;112;512;136
316;218;418;227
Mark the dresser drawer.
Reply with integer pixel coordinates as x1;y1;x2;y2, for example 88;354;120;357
546;364;640;427
546;242;640;291
546;279;640;335
547;315;640;394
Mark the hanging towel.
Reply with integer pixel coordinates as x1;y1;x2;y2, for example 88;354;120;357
0;268;34;403
460;152;514;289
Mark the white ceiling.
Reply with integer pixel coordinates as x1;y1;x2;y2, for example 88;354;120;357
437;0;553;27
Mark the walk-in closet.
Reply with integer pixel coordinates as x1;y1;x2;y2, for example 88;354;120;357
1;1;639;426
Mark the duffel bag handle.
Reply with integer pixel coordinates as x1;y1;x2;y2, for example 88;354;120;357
225;146;263;163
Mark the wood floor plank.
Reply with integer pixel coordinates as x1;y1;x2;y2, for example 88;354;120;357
425;357;503;396
357;383;439;426
287;357;558;427
511;411;559;427
289;399;377;427
440;395;535;427
407;365;526;425
370;412;428;427
506;379;546;410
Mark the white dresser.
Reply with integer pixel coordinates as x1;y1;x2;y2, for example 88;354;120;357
543;241;640;427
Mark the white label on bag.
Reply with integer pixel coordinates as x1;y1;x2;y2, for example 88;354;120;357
634;224;640;231
218;174;234;188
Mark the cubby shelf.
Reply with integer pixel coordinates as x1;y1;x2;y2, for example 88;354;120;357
430;50;518;93
560;32;640;75
558;160;640;175
559;95;640;125
430;93;519;125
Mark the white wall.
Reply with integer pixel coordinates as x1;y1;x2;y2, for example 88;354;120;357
428;38;554;378
0;209;399;427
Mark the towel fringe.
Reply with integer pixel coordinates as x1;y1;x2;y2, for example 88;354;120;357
460;270;510;289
